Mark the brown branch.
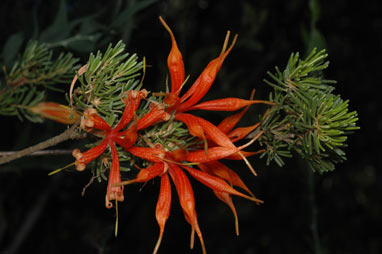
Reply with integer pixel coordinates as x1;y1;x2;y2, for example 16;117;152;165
0;121;82;165
0;149;74;157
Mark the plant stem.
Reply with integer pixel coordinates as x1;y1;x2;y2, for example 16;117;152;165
0;121;82;165
0;149;73;157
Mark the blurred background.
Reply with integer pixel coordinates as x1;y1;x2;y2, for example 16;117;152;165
0;0;381;253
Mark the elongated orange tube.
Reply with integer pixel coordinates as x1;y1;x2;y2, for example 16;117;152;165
176;113;235;149
217;107;249;134
113;90;139;132
217;89;257;133
119;163;165;186
186;147;238;162
127;147;165;162
153;173;172;254
105;142;124;208
174;113;205;140
213;190;239;236
82;108;111;131
181;165;261;203
177;33;237;112
168;164;206;254
227;122;260;142
188;98;273;111
159;16;185;96
137;104;170;131
29;102;80;125
73;137;109;171
198;161;255;197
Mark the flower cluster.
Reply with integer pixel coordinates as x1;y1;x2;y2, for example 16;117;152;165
72;17;273;254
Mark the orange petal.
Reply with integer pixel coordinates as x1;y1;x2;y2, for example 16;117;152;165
198;161;255;198
171;148;188;162
174;113;205;139
177;32;237;112
181;165;262;203
227;122;260;142
164;92;180;109
113;90;142;132
176;113;235;149
217;107;248;134
213;190;239;236
159;16;185;96
217;89;256;133
187;147;238;163
168;164;206;254
117;163;165;186
153;173;172;254
188;98;273;111
105;142;124;208
73;137;109;170
80;108;111;132
29;102;80;125
137;103;170;131
127;146;165;162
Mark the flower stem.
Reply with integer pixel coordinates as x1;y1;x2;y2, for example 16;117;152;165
0;121;82;165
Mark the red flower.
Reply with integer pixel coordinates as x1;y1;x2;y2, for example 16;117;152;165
109;18;273;254
73;17;272;254
72;90;148;208
116;144;264;253
159;17;271;162
29;102;80;125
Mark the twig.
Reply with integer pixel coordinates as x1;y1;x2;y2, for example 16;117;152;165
0;149;73;157
0;121;81;165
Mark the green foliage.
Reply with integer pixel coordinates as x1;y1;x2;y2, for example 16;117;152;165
0;40;79;121
71;41;143;125
0;0;157;124
258;48;359;173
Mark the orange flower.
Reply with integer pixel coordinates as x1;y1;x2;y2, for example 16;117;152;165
113;18;271;253
116;145;264;253
74;16;271;254
105;142;124;208
159;16;270;162
29;102;80;124
72;90;147;208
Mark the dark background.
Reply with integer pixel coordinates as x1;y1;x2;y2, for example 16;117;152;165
0;0;381;253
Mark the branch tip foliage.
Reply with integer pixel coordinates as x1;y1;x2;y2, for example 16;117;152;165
257;48;359;173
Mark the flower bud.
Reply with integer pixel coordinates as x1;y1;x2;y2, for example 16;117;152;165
29;102;80;125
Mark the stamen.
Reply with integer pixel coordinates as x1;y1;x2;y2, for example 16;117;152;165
175;74;190;95
153;232;164;254
234;209;239;236
237;151;257;176
165;75;169;93
250;88;256;100
114;179;136;187
190;227;195;250
161;157;199;166
115;199;119;237
239;130;264;150
48;162;75;176
137;57;146;90
227;34;238;53
220;31;231;56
